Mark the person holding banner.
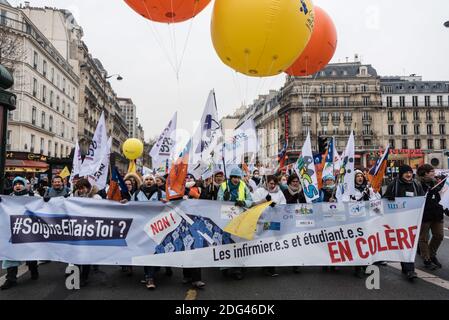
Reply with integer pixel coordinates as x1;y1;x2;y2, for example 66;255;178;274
43;176;71;201
252;175;286;277
71;178;102;287
351;170;380;202
1;177;39;290
218;168;253;280
218;168;253;209
283;174;306;205
383;165;425;281
200;170;225;200
133;175;166;202
319;175;337;203
417;164;448;270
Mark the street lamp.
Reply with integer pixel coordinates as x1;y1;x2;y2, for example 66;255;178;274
0;65;17;194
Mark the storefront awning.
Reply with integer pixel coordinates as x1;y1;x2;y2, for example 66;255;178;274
5;159;49;173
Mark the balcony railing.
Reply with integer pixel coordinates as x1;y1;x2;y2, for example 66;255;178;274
384;102;449;108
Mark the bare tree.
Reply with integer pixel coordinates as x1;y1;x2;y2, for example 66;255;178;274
0;24;27;73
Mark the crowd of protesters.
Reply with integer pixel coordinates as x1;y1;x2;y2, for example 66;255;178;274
1;162;448;291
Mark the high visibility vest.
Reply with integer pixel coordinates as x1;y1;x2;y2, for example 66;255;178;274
221;181;246;201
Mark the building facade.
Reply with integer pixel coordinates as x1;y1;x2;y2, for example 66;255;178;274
19;5;130;173
381;76;449;170
229;60;449;170
1;1;79;174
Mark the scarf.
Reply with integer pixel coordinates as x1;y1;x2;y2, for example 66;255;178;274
228;180;240;201
141;185;159;200
13;189;29;197
287;185;300;196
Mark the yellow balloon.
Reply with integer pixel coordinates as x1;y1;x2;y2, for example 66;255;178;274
211;0;315;77
123;139;144;161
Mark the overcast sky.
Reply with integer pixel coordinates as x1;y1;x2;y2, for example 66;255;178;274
9;0;449;140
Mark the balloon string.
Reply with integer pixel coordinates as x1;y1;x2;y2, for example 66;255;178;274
231;70;244;108
141;0;178;75
176;0;199;74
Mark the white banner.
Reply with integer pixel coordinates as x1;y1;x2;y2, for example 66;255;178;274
337;132;356;202
69;140;82;187
294;132;320;203
89;136;112;190
221;119;258;165
0;196;425;267
150;112;177;172
79;112;108;178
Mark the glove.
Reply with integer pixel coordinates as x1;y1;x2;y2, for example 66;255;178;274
386;196;395;202
444;209;449;217
265;194;272;202
270;202;277;208
64;193;71;198
224;191;231;202
235;201;246;208
43;197;51;203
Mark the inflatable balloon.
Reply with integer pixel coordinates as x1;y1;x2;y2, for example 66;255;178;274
211;0;315;77
123;138;144;160
286;6;337;77
125;0;211;24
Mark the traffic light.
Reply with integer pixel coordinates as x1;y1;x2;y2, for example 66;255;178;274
318;136;328;154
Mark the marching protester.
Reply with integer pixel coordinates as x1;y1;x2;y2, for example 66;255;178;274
416;164;448;270
43;176;71;200
319;175;338;272
351;170;380;278
243;171;258;193
252;175;286;277
279;174;289;192
71;178;102;287
121;178;135;202
218;167;254;280
251;169;261;188
351;170;380;202
283;174;306;205
185;174;202;200
200;170;225;200
383;164;425;281
1;177;39;290
134;174;165;202
319;175;337;203
282;174;306;274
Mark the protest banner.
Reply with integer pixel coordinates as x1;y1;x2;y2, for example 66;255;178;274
0;197;425;267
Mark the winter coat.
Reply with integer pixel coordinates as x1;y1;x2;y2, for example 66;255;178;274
73;186;102;200
283;187;307;204
200;184;220;200
418;178;445;223
133;186;165;202
253;186;287;205
44;187;70;198
382;177;425;199
2;192;33;269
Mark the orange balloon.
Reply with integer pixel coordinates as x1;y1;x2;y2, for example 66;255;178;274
125;0;211;23
286;6;337;77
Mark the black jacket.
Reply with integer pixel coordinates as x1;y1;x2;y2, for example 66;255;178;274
283;188;307;204
382;177;425;199
419;178;445;222
200;184;220;201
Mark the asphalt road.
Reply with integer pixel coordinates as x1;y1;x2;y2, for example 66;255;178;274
1;218;449;300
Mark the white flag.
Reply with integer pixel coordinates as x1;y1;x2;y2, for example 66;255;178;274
439;178;449;209
79;112;108;177
222;119;258;165
336;132;356;202
69;140;82;187
191;90;221;164
89;137;112;191
294;132;320;203
150;112;177;172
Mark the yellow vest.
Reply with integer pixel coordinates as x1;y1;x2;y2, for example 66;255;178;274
221;181;246;201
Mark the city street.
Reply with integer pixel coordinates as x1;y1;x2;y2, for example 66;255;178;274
1;218;449;300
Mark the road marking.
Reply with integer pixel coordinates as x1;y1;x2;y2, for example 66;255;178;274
0;263;30;287
185;289;197;300
389;263;449;290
